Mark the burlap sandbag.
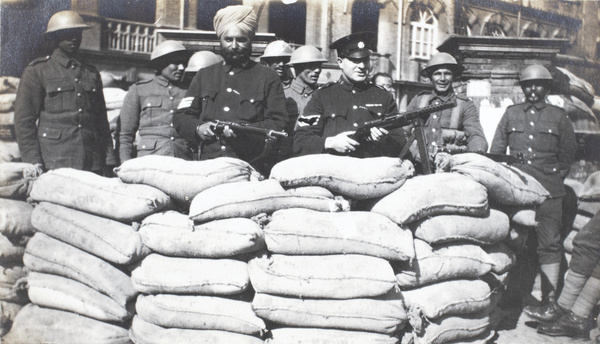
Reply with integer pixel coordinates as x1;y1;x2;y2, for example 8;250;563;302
483;242;517;274
580;171;600;202
0;76;19;94
412;310;490;344
499;206;538;227
573;213;591;231
129;316;264;344
413;209;509;245
0;263;27;303
30;168;171;223
131;253;249;295
31;202;150;265
2;304;131;344
371;173;489;226
140;211;265;258
402;279;492;320
445;152;549;206
266;328;399;344
136;294;265;335
26;272;133;322
0;162;41;199
23;233;136;306
393;240;494;287
284;185;335;198
0;234;26;264
252;293;407;334
0;300;24;337
0;199;35;238
248;253;396;299
115;156;262;206
0;93;16;112
189;180;349;223
0;141;20;164
270;154;415;200
265;208;414;261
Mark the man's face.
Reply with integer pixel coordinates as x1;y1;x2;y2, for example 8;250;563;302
431;68;454;95
263;57;290;78
220;26;252;66
521;80;548;103
374;76;393;93
296;62;322;86
55;29;82;55
338;56;370;84
160;57;186;82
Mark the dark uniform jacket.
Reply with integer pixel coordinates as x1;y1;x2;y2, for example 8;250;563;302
490;101;577;198
293;79;405;158
118;75;192;162
14;48;115;171
406;91;488;154
173;60;288;163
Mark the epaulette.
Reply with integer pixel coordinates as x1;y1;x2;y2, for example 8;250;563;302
135;78;153;85
28;55;51;66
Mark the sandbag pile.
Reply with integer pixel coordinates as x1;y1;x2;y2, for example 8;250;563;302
3;168;169;343
0;76;18;144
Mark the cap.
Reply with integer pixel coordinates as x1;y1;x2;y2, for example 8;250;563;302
329;31;375;59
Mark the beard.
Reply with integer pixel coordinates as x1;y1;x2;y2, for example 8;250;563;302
222;47;252;67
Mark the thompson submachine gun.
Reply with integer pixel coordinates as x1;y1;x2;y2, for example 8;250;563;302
211;120;288;139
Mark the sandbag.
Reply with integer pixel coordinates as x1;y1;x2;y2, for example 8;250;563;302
402;279;492;320
500;206;538;227
413;209;509;245
580;171;600;201
412;311;490;344
266;328;399;344
284;185;335;199
189;180;349;223
444;152;549;206
131;253;249;295
0;263;27;303
0;141;20;163
23;233;136;306
248;253;396;299
29;168;171;222
115;156;262;206
129;316;264;344
393;240;494;287
371;173;489;226
0;234;27;264
0;76;19;94
136;294;265;335
0;199;35;238
0;93;16;112
270;154;415;200
252;293;407;335
31;202;150;265
0;162;41;199
483;242;517;275
0;300;24;337
26;272;133;322
140;211;265;258
265;208;414;261
103;87;127;110
2;304;131;344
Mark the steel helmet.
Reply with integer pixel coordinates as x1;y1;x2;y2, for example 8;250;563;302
185;51;223;73
44;11;90;34
420;52;465;78
260;40;293;59
288;46;327;66
519;65;553;83
151;40;187;61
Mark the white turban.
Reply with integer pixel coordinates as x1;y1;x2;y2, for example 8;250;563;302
213;5;257;38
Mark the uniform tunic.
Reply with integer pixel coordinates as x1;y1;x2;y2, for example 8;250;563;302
118;76;192;162
293;79;405;158
279;77;318;160
14;48;114;171
406;91;488;155
490;100;577;264
173;60;288;163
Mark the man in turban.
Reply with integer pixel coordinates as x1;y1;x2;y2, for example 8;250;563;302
173;5;288;174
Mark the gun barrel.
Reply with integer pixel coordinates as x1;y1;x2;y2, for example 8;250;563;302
215;121;288;137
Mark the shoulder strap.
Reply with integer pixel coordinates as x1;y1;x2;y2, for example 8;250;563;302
449;98;463;129
418;94;429;108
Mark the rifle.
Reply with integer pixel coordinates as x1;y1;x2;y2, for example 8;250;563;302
211;120;288;139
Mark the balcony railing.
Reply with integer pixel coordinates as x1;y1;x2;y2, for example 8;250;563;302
104;19;158;54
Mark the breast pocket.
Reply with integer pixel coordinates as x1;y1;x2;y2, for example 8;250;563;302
537;123;560;152
81;81;99;109
45;80;75;113
141;97;163;126
321;106;350;136
238;91;264;121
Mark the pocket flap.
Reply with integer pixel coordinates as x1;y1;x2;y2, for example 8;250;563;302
509;123;525;133
81;81;98;92
137;137;157;150
38;127;62;140
142;97;163;109
538;123;559;136
46;81;74;93
543;163;560;174
239;91;264;104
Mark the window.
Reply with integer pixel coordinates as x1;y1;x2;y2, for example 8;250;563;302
269;0;306;44
484;23;506;37
196;0;243;31
99;0;155;23
409;8;437;60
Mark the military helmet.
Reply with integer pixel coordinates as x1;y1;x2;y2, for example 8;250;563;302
150;40;190;70
288;46;327;66
260;40;293;59
45;11;90;34
420;52;465;78
185;51;223;73
519;65;553;83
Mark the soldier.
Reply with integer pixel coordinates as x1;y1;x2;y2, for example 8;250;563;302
118;40;193;163
173;5;288;168
490;65;577;317
14;11;116;174
182;50;223;86
260;40;294;89
404;52;487;170
293;32;405;158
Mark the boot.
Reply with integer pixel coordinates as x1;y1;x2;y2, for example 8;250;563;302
537;311;590;340
524;297;563;322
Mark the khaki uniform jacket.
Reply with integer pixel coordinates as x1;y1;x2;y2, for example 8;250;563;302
14;48;114;171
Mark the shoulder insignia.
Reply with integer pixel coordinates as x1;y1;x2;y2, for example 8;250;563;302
29;55;51;66
296;114;320;127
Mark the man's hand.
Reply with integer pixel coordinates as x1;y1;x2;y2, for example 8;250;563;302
324;131;360;153
367;127;388;142
196;122;216;141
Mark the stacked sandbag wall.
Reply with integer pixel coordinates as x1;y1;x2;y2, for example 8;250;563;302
0;76;20;162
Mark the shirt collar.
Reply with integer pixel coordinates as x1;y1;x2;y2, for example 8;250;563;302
154;75;170;87
52;48;79;69
337;78;369;92
427;91;455;104
523;101;547;111
291;78;315;95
